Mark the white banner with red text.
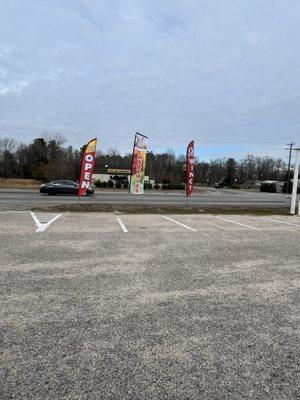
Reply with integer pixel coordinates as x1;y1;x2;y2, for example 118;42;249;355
129;133;148;194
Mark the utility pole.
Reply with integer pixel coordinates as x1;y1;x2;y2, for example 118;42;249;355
286;142;295;181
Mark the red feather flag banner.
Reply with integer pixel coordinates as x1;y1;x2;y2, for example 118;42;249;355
78;138;97;197
186;140;195;197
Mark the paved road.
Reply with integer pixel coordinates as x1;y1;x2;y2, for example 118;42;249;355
0;188;293;210
1;212;299;399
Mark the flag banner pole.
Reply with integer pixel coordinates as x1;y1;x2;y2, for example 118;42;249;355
77;144;86;204
129;134;136;195
78;138;97;198
129;132;148;195
186;140;195;200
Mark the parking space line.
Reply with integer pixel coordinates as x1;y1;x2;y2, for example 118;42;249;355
162;216;197;232
266;218;300;227
214;216;261;231
116;217;128;233
30;212;61;233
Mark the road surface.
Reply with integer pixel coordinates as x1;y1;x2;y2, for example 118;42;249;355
0;188;293;211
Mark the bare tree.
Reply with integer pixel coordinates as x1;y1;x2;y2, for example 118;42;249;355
42;131;66;147
0;137;16;155
0;135;290;186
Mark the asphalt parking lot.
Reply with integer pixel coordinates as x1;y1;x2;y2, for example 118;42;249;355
1;212;299;399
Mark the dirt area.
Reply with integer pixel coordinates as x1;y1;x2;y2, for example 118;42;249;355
0;178;41;189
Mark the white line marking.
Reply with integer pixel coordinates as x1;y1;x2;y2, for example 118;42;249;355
30;212;61;233
214;216;261;231
162;216;197;232
117;217;128;233
266;218;300;227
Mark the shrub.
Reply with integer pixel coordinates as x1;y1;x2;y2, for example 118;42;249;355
175;183;185;190
154;183;160;190
94;180;102;188
107;180;114;188
162;184;168;190
102;181;107;188
115;181;122;189
32;162;47;181
165;183;184;190
260;182;276;193
282;181;292;193
283;182;300;193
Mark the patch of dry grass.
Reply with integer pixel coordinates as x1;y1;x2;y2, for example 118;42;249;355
0;178;41;189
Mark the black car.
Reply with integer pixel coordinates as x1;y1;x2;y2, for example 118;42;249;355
40;180;94;196
214;177;230;189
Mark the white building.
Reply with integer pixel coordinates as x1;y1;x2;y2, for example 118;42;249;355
92;167;149;183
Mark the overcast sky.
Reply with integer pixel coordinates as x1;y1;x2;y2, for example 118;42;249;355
0;0;299;159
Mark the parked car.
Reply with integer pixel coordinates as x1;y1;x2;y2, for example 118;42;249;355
214;182;223;189
40;180;94;196
214;180;227;189
214;177;230;189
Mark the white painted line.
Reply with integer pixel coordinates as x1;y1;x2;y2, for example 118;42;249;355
266;218;300;227
214;216;261;231
116;217;128;233
162;216;197;232
34;214;57;218
30;212;61;233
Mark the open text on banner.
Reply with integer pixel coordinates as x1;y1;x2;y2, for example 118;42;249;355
78;138;97;197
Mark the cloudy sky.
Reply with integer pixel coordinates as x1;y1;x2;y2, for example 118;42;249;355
0;0;299;159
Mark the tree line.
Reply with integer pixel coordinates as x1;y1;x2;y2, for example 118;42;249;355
0;135;289;185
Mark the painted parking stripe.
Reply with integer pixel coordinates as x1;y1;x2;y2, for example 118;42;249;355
116;217;128;233
30;212;61;233
162;216;197;232
266;218;300;227
214;216;261;231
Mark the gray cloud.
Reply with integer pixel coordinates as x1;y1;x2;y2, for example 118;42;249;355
0;0;299;159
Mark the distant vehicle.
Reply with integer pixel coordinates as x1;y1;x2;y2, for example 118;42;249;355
214;182;223;189
40;180;94;196
214;177;230;189
243;181;262;189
